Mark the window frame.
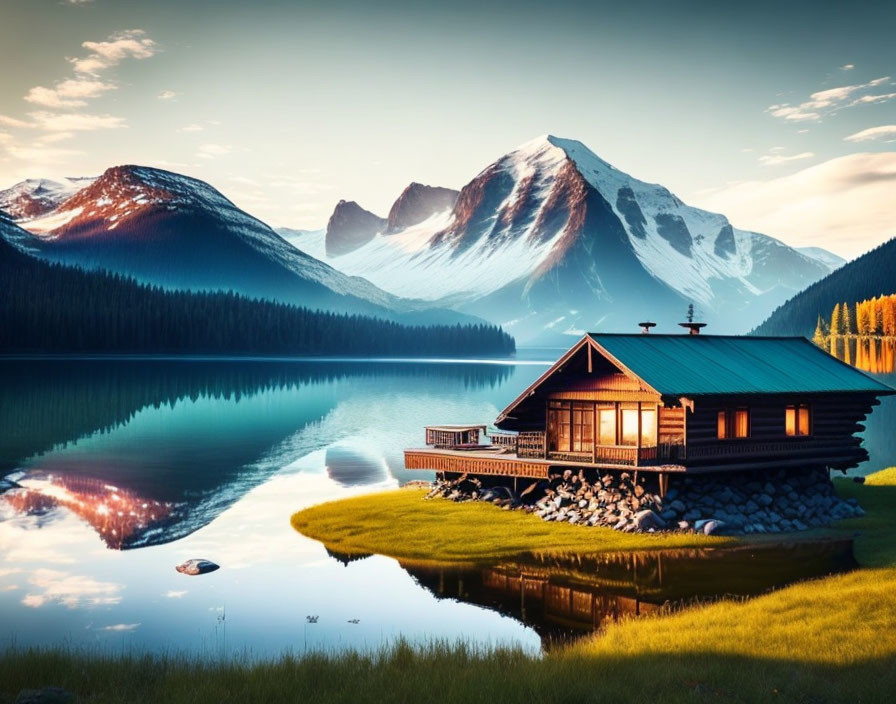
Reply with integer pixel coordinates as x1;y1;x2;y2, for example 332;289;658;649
717;407;751;440
785;403;812;437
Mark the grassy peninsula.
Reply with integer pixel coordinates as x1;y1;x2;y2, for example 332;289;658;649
3;471;896;703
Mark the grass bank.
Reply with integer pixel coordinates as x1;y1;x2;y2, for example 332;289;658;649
290;487;731;565
4;472;896;703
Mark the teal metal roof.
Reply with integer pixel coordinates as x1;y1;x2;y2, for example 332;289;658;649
587;334;895;397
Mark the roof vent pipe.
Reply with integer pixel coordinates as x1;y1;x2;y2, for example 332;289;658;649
639;322;656;334
678;322;707;335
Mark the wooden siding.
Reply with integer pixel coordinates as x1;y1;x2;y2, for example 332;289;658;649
684;394;876;471
548;390;660;402
658;407;685;444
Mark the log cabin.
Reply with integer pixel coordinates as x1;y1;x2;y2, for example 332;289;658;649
405;331;895;494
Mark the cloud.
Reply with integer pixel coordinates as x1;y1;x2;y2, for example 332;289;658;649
36;131;75;144
178;124;204;133
767;105;820;122
692;151;896;259
845;125;896;143
0;115;34;128
70;29;157;75
197;143;232;159
101;623;141;631
24;78;115;108
27;111;126;131
848;92;896;107
841;64;855;71
758;151;814;166
4;144;84;164
768;75;894;122
158;90;178;100
21;569;123;609
164;590;187;598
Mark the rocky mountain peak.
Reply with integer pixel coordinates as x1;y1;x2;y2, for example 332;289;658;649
386;183;459;233
325;200;386;257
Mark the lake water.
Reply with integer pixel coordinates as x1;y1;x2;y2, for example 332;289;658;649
0;354;891;659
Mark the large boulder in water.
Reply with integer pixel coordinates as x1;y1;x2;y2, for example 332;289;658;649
175;558;219;576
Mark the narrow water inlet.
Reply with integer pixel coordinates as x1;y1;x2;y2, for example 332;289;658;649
392;539;857;649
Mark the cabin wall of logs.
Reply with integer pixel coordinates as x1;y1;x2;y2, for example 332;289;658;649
685;394;877;472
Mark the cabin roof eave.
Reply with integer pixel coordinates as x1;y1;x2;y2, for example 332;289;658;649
495;335;661;424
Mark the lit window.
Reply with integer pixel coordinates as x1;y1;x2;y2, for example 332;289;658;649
717;410;728;439
640;408;657;447
620;408;639;446
598;408;616;446
718;408;750;439
734;409;749;438
786;404;811;436
571;402;593;453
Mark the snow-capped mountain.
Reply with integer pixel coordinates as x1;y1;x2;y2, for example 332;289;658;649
284;135;840;342
1;166;476;324
0;176;95;221
797;246;845;271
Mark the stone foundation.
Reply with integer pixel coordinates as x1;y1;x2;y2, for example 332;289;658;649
424;466;865;534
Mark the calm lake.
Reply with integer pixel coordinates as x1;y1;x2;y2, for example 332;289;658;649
0;353;892;659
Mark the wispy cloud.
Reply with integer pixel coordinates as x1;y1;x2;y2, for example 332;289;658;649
768;75;894;122
758;151;814;166
845;125;896;142
21;569;123;609
24;79;115;108
157;90;178;100
178;124;204;133
840;64;855;71
27;111;126;131
101;623;141;632
0;115;34;129
71;29;157;76
197;143;232;159
693;152;896;258
4;144;85;164
164;590;187;598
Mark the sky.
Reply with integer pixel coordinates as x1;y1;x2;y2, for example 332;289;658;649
0;0;894;258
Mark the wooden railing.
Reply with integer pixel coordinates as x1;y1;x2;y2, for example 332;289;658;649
489;432;519;450
518;431;546;459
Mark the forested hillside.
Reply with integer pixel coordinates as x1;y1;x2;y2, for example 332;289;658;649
0;239;515;357
754;236;896;336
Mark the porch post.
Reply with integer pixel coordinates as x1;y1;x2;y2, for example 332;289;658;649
636;401;642;467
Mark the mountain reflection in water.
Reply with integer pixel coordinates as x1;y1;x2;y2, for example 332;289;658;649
397;541;857;648
0;358;514;549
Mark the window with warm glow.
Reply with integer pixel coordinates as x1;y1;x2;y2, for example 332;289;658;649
640;408;657;447
786;404;811;436
718;408;750;439
571;402;593;452
620;408;639;446
734;408;749;438
598;407;616;446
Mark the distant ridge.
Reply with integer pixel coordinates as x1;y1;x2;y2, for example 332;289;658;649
754;235;896;336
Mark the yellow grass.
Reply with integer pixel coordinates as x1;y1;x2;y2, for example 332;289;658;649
291;488;730;565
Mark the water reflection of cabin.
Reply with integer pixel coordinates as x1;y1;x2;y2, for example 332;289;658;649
405;332;894;492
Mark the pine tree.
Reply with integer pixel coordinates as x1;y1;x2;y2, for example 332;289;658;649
830;303;843;336
813;316;826;347
841;301;853;335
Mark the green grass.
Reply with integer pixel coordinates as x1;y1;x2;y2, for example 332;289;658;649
4;471;896;703
290;488;731;565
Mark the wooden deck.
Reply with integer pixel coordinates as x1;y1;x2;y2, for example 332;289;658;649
404;447;686;479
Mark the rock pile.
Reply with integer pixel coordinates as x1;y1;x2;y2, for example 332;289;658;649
424;466;865;535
